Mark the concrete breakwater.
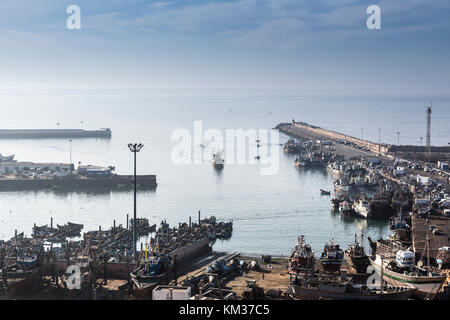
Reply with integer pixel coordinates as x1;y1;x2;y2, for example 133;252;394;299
0;128;111;139
276;121;390;155
0;174;157;190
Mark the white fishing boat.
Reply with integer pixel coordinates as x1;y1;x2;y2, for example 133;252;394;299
370;252;447;300
353;198;370;219
211;151;224;169
0;153;15;161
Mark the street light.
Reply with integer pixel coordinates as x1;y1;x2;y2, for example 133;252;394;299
397;132;400;146
128;143;144;260
420;137;423;147
69;139;73;172
378;128;382;156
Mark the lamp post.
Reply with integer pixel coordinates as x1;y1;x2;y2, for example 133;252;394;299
128;143;144;260
378;128;382;156
69;139;73;172
420;137;423;147
397;132;400;146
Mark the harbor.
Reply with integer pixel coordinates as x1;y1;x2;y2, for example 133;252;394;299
1;117;449;301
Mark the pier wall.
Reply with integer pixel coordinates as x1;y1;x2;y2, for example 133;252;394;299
289;122;390;154
170;238;211;263
0;128;111;139
0;175;157;190
389;145;450;153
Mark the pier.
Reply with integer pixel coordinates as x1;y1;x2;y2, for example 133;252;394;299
0;128;111;139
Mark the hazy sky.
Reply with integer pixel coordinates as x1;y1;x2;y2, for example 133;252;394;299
1;0;449;94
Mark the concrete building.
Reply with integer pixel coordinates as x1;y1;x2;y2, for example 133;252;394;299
152;286;191;300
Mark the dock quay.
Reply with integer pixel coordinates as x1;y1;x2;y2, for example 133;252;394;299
0;128;111;139
0;174;157;190
412;214;450;260
0;161;157;190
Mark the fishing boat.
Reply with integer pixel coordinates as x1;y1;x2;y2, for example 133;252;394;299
320;240;344;273
288;235;315;272
0;153;15;162
130;243;171;289
369;251;447;300
345;234;370;273
288;273;415;300
338;201;354;216
211;151;224;169
16;254;38;269
334;179;350;193
320;189;331;196
353;198;371;219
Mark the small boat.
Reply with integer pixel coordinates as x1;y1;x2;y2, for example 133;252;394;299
320;189;331;196
345;234;370;273
211;151;224;169
288;235;315;273
320;240;344;273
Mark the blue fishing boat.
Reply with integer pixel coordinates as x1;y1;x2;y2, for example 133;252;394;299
130;243;171;289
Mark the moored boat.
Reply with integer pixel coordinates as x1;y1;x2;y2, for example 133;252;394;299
211;151;224;169
353;198;371;219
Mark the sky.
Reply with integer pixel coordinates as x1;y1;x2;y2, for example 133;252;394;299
0;0;450;94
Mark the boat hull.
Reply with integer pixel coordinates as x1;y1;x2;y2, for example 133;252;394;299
370;257;446;300
288;284;414;300
345;252;370;274
320;259;342;273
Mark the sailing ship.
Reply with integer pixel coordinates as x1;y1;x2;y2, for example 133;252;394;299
345;234;370;273
320;240;344;273
288;235;315;272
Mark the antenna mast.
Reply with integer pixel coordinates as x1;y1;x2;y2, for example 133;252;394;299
426;103;432;160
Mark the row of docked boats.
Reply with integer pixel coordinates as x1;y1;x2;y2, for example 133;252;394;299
287;235;448;300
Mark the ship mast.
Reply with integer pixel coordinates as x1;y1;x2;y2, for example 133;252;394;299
380;254;384;294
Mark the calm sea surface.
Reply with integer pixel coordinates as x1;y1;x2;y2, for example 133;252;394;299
0;89;449;255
